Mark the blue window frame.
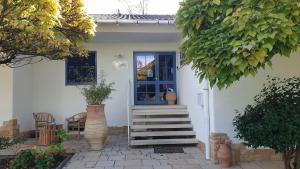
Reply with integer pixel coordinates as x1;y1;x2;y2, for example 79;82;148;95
65;51;97;85
133;52;176;105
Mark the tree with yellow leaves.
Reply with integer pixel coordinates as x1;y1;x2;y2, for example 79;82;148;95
0;0;96;67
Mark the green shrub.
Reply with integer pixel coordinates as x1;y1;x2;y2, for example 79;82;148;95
81;71;115;105
56;128;69;143
0;136;26;150
233;77;300;169
32;148;55;169
47;144;65;161
9;147;57;169
0;137;11;150
9;150;34;169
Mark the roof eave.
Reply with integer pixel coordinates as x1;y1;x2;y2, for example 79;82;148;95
95;19;175;25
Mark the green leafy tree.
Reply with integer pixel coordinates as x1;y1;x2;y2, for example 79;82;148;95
176;0;300;88
0;0;96;67
233;77;300;169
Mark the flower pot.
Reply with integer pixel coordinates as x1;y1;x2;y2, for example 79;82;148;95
217;141;232;168
84;104;108;150
166;92;176;105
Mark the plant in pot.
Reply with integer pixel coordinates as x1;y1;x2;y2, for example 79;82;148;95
166;88;176;105
81;72;115;150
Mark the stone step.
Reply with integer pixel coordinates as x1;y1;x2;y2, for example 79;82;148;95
133;118;190;122
131;131;196;137
131;105;187;110
131;124;193;130
132;110;188;116
130;138;198;146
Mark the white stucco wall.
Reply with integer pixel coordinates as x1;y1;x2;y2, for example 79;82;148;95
177;64;208;142
31;42;179;127
212;50;300;143
13;65;34;131
0;67;13;125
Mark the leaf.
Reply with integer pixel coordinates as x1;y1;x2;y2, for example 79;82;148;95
208;8;215;17
248;57;259;66
262;43;273;51
255;49;267;63
282;27;293;35
238;62;247;72
212;0;220;5
226;8;233;16
257;33;269;42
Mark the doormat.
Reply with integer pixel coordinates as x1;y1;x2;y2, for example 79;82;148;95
154;146;184;154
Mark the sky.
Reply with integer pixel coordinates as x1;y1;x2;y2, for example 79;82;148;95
83;0;181;15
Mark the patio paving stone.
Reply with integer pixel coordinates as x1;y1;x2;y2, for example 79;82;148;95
62;134;284;169
95;160;115;167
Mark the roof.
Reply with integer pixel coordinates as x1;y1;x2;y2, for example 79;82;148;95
90;14;176;24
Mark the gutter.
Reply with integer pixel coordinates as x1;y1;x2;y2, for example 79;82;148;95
95;19;175;25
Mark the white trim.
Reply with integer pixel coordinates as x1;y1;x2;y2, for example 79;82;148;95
96;19;175;24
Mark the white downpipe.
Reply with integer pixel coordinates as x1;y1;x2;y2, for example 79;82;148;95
204;80;211;160
127;80;131;145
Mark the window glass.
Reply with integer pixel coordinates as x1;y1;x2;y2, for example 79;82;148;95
66;52;96;85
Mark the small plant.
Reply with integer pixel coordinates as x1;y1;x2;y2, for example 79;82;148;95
10;147;56;169
0;136;26;150
32;147;55;169
0;137;11;150
81;71;115;105
233;77;300;169
56;128;69;144
48;144;65;153
9;149;35;169
47;144;65;162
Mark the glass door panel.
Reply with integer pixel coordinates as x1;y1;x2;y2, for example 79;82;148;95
134;52;176;105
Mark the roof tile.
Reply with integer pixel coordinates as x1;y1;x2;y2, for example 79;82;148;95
90;14;175;23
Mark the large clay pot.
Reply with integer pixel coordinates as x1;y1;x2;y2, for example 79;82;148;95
217;142;232;168
166;92;176;105
84;104;108;150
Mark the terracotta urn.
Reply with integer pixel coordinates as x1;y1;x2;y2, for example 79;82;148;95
84;104;108;150
217;141;232;168
166;92;176;105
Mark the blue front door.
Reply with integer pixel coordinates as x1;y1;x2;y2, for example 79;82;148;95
134;52;176;105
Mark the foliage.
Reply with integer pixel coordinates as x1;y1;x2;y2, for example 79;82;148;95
233;77;300;169
55;128;70;144
0;136;26;150
9;147;58;169
47;143;65;161
9;150;35;169
32;147;55;169
0;0;96;67
176;0;300;88
81;71;115;105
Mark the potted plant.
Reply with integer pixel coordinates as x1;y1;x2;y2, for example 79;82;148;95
81;72;114;150
166;88;176;105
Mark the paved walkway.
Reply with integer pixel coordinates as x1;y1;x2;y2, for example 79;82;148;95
63;135;284;169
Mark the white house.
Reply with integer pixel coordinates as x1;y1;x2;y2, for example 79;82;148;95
0;14;299;162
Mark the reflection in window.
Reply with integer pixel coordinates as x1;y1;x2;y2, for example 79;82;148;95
137;55;156;81
66;52;96;85
159;55;174;81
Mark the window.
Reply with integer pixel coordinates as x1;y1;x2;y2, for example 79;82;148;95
66;51;97;85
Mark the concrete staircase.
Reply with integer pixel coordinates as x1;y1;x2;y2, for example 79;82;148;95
130;105;197;146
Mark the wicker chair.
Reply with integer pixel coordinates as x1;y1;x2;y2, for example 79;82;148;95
66;112;87;139
33;112;55;139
